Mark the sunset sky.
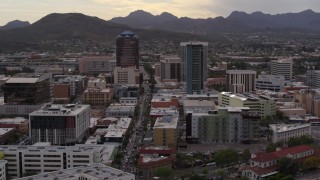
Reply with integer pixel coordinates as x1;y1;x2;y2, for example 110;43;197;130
1;0;319;25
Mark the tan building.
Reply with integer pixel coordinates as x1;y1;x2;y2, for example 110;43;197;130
113;66;140;84
153;116;178;147
52;83;70;103
83;88;112;107
79;56;116;75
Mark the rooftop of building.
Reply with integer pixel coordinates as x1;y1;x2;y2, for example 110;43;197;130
6;73;50;83
150;108;179;116
17;163;134;180
0;117;27;124
183;100;215;107
84;88;111;93
0;143;113;154
106;104;135;112
251;145;313;163
272;58;293;63
180;41;208;46
270;123;311;133
0;128;14;136
30;104;90;116
104;129;126;138
154;116;178;129
226;70;256;74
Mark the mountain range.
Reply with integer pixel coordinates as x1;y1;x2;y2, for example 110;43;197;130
0;9;320;51
111;9;320;32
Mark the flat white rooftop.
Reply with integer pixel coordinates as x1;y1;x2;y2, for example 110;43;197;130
270;123;311;133
154;116;178;129
17;163;135;180
0;128;14;136
30;104;90;116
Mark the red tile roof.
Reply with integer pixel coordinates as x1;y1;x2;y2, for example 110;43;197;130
252;145;313;163
241;165;279;176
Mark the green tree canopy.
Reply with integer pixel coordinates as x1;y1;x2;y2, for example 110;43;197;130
215;148;239;167
155;167;174;180
242;149;251;163
287;135;314;147
266;143;276;153
278;157;299;176
303;156;320;170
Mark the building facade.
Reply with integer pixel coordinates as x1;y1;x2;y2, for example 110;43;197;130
113;66;140;85
29;104;90;145
226;70;256;93
271;58;293;81
83;88;112;107
180;42;208;94
79;56;116;75
116;31;139;69
256;74;289;92
1;144;115;178
3;73;51;105
153;116;178;147
270;123;312;144
186;107;259;144
219;92;276;119
160;55;181;82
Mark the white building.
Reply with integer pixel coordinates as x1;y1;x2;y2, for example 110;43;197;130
1;144;116;178
79;56;116;75
271;58;293;81
113;66;140;84
29;104;90;145
256;74;290;92
0;160;7;180
105;104;135;117
17;163;135;180
270;123;312;143
226;70;256;93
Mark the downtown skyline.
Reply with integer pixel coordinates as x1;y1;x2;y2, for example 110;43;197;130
1;0;320;26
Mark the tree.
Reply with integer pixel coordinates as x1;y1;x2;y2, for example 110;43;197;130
215;148;239;167
240;176;250;180
266;143;276;153
154;167;174;180
278;157;299;176
202;168;208;178
242;149;251;163
215;169;226;178
287;135;314;147
303;156;320;170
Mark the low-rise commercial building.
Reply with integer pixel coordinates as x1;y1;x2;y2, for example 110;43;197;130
79;56;116;75
0;128;15;144
105;104;135;118
269;123;312;144
241;145;314;180
137;146;175;177
0;117;28;133
256;74;289;92
83;88;112;107
113;66;140;84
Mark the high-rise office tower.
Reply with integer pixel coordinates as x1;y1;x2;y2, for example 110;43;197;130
180;42;208;94
226;70;257;93
271;58;293;81
116;31;139;69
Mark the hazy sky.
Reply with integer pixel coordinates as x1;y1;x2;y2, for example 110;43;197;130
1;0;320;25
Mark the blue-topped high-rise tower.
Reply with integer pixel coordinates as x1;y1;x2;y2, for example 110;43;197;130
180;42;208;94
116;31;139;69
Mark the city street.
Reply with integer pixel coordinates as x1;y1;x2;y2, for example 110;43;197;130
121;71;151;174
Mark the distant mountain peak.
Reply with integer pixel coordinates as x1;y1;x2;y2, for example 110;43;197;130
128;10;154;18
301;9;316;14
0;20;30;30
